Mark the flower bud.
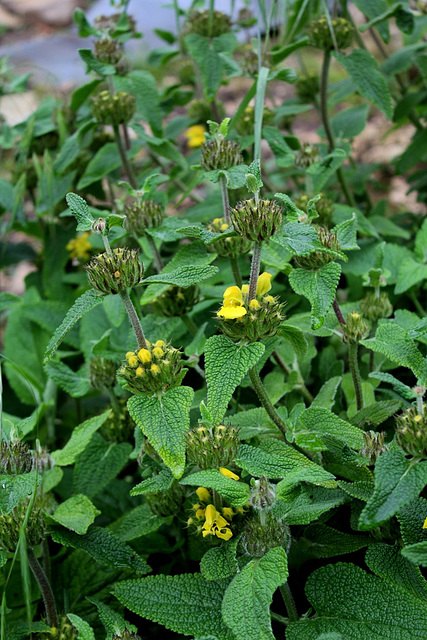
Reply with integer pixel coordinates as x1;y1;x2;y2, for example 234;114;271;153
0;499;45;553
144;480;185;517
118;341;185;394
123;199;165;237
249;477;276;511
307;16;353;51
295;72;320;102
242;512;290;557
360;431;388;465
0;439;33;475
86;248;143;295
101;399;135;443
237;8;257;28
89;358;117;389
93;37;123;65
94;13;137;34
184;9;231;38
360;291;393;322
295;143;321;168
234;104;274;136
91;90;136;125
112;630;141;640
186;424;239;470
206;217;252;258
396;407;427;458
39;615;79;640
342;312;369;344
230;198;284;243
294;226;340;270
153;285;199;318
201;139;243;171
294;193;334;226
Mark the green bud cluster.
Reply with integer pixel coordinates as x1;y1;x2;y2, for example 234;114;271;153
153;285;200;318
102;399;135;443
118;341;185;395
360;291;393;322
206;217;251;258
294;226;340;270
294;193;334;226
93;37;123;64
124;199;165;236
184;10;232;38
396;407;427;458
201;139;243;171
295;72;320;102
94;13;136;34
187;99;220;124
186;424;239;469
30;132;59;155
342;312;369;344
112;630;141;640
218;293;286;342
86;248;143;295
238;44;272;78
307;16;353;51
234;104;274;136
230;198;284;242
0;439;33;475
242;511;290;557
249;477;276;511
0;500;45;553
90;130;115;153
360;430;388;465
237;8;257;28
295;143;321;168
89;358;117;389
91;90;136;125
39;615;79;640
144;480;185;517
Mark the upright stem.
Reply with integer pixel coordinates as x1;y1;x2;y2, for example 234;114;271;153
229;256;242;288
249;367;287;437
182;313;198;336
248;241;262;301
273;350;314;404
333;298;346;326
28;550;58;628
279;583;299;623
120;290;148;350
113;124;138;189
349;343;363;411
147;235;164;271
106;386;122;417
219;174;230;225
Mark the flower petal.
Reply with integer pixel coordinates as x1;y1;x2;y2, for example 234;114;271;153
257;272;272;295
217;306;247;319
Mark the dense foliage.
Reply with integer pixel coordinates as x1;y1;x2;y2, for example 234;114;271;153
2;1;427;638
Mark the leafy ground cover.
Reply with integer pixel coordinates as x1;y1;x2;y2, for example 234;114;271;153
2;1;427;639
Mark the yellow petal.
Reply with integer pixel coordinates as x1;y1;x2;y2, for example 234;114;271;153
215;514;229;528
249;299;260;309
138;348;152;363
150;364;160;374
423;517;427;529
216;527;233;541
241;284;249;294
196;487;211;503
222;507;234;519
128;356;138;367
219;467;240;481
223;286;243;303
195;508;206;520
204;504;217;527
257;272;272;295
217;306;247;319
153;347;164;357
154;340;165;347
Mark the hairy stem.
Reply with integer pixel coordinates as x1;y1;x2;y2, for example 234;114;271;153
113;124;138;189
120;290;148;350
219;174;230;225
349;342;363;411
28;550;58;628
333;298;346;326
229;256;243;288
280;582;299;623
248;241;262;301
249;366;287;437
273;350;314;404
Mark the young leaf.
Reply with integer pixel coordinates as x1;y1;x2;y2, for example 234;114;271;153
200;538;239;581
65;193;95;232
297;406;365;450
73;436;132;499
48;494;100;535
86;598;137;639
289;263;342;330
278;323;308;357
109;504;169;541
45;361;90;398
0;472;40;515
221;547;288;640
401;542;427;566
128;386;194;479
204;336;265;425
67;614;95;640
361;322;424;379
141;265;218;287
130;468;175;496
273;222;322;255
51;410;111;466
180;469;250;507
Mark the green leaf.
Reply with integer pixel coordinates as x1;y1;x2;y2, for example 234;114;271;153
77;142;139;189
332;214;359;251
116;70;162;136
51;526;150;574
67;614;95;640
273;222;322;256
109;504;170;541
200;539;239;581
365;543;427;602
395;257;427;294
350;399;402;428
396;127;427;173
312;376;342;409
352;0;390;41
78;48;116;76
204;165;249;189
113;574;234;639
318;104;369;140
369;371;414;400
361;322;424;379
180;469;250;507
278;323;308;357
236;440;336;489
86;598;137;639
130;468;174;496
307;148;349;193
65;193;95;232
43;289;104;364
401;542;427;566
297;407;365;450
359;451;427;530
128;386;194;479
73;436;132;498
289;263;342;330
205;336;265;425
0;472;39;515
51;410;111;466
397;497;427;545
221;547;288;640
286;562;427;639
298;524;371;559
48;495;100;534
275;486;348;525
334;50;393;118
45;360;90;398
141;265;218;287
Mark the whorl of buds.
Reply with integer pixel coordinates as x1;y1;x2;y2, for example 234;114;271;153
206;217;251;258
242;512;290;557
102;399;135;443
94;13;136;33
360;291;393;322
342;312;369;345
0;500;45;553
234;104;274;136
294;226;340;270
294;193;334;226
153;285;200;318
86;248;143;295
91;90;136;125
201;139;243;172
39;615;79;640
144;480;185;517
238;44;272;78
295;143;321;168
184;10;232;38
93;37;123;64
112;631;141;640
360;431;388;465
230;198;284;243
0;439;33;475
237;8;257;28
124;200;165;236
118;340;185;395
296;72;320;102
307;16;353;51
186;424;239;470
89;358;117;389
249;477;276;511
396;407;427;458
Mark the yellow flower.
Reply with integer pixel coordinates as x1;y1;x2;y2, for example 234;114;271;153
138;348;151;363
222;507;234;520
196;487;211;502
125;351;134;359
153;347;164;357
151;364;160;374
249;299;260;309
221;223;229;231
66;232;92;260
219;467;239;481
135;367;144;377
264;295;275;303
217;285;247;319
423;517;427;529
257;272;272;295
184;124;206;148
128;355;138;367
223;286;243;304
241;284;249;294
217;305;247;319
202;504;233;540
196;508;206;520
154;340;165;347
